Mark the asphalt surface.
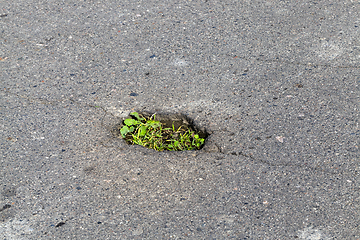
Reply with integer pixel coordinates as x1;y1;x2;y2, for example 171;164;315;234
1;0;359;239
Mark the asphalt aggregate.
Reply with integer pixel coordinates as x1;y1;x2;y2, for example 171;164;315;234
1;0;359;239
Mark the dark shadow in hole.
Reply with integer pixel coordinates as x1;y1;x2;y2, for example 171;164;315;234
0;204;11;212
55;222;66;227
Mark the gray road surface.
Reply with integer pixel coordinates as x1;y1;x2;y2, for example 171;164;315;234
1;0;359;239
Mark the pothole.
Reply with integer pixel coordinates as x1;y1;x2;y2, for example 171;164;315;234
116;112;209;151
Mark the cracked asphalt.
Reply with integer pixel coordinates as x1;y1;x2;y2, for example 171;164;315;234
1;0;359;239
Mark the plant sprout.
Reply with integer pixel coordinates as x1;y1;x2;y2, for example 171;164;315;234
120;112;205;151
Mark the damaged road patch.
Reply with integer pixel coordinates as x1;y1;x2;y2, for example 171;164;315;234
117;112;209;151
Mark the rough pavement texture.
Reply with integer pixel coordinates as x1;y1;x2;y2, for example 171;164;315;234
1;0;359;239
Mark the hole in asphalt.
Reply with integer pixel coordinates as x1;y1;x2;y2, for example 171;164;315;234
55;222;66;227
117;112;209;151
0;204;11;212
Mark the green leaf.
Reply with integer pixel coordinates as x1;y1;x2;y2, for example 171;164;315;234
130;112;144;121
120;126;129;138
124;118;138;126
139;126;147;136
148;120;161;129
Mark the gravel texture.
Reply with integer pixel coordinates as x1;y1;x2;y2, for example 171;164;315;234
1;0;359;239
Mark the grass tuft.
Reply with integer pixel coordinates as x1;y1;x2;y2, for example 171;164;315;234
120;112;205;151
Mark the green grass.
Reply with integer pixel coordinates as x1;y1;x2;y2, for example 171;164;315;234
120;112;205;151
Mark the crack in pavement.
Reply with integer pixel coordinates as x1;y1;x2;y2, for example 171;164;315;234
209;141;358;178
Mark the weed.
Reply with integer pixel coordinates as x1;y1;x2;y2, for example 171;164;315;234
120;112;205;151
